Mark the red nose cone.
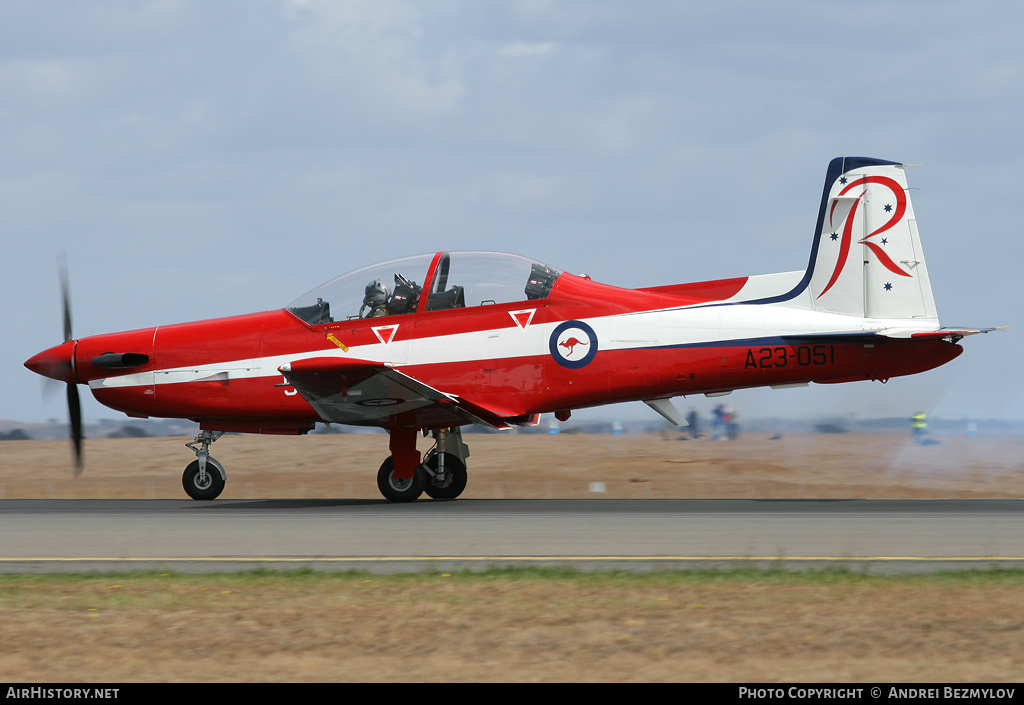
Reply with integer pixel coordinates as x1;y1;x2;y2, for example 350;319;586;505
25;340;77;383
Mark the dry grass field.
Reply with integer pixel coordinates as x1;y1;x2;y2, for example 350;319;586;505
3;570;1024;683
1;430;1022;500
1;431;1022;683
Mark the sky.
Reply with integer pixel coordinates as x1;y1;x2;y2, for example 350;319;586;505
3;0;1022;426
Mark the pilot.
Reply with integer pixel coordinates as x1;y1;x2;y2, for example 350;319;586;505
359;279;391;318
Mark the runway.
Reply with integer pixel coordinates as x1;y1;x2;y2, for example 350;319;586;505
0;498;1022;574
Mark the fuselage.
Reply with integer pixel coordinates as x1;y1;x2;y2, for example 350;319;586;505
25;266;962;434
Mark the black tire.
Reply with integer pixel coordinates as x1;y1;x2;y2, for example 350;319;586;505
377;456;426;503
423;452;467;500
182;460;225;500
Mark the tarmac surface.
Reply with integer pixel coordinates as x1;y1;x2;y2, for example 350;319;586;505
2;431;1022;573
2;497;1022;574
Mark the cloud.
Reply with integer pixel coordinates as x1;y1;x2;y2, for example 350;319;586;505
497;41;556;57
282;0;465;119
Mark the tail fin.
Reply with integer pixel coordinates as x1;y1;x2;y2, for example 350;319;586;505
804;157;938;321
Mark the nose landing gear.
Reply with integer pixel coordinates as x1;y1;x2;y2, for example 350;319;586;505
183;430;226;500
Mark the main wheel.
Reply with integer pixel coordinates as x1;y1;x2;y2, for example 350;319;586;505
423;452;467;500
377;456;426;503
182;460;225;500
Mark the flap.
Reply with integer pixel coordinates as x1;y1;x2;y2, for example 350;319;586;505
278;357;528;429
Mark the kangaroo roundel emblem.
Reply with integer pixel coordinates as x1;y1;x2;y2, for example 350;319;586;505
549;320;598;369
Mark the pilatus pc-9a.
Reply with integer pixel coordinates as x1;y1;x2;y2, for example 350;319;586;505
26;157;996;502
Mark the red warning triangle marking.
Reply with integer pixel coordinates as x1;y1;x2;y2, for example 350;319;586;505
372;325;399;345
509;309;536;329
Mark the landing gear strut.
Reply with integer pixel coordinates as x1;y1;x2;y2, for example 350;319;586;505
422;427;468;500
183;430;226;500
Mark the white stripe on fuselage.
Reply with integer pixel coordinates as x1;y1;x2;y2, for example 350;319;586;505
89;304;936;390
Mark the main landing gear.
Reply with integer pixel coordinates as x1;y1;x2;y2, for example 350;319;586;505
183;430;226;500
377;427;469;503
177;426;469;503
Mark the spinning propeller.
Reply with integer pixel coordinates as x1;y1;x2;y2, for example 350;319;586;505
24;263;84;474
61;265;83;475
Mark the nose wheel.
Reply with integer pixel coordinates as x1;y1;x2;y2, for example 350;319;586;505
182;458;226;500
183;430;226;500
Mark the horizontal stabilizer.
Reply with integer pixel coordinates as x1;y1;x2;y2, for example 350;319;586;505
883;326;1007;340
782;326;1006;344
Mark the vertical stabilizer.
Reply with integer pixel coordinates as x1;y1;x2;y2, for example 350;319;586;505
806;157;938;322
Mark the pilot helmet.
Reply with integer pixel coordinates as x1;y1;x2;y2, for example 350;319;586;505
363;279;391;308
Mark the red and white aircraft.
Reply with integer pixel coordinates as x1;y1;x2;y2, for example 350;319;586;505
25;157;996;502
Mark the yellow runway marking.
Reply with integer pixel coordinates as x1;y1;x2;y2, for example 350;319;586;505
2;556;1024;563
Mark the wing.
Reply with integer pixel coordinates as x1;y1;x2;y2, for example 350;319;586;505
278;357;535;429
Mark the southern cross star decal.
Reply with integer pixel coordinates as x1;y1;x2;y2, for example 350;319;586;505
884;203;893;213
830;232;839;241
884;282;893;291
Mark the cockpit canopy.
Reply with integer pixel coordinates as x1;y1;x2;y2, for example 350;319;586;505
288;252;562;325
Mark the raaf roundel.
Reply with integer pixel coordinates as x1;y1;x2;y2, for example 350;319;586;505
25;157;1001;502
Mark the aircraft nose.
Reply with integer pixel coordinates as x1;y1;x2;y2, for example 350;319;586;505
24;340;77;383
